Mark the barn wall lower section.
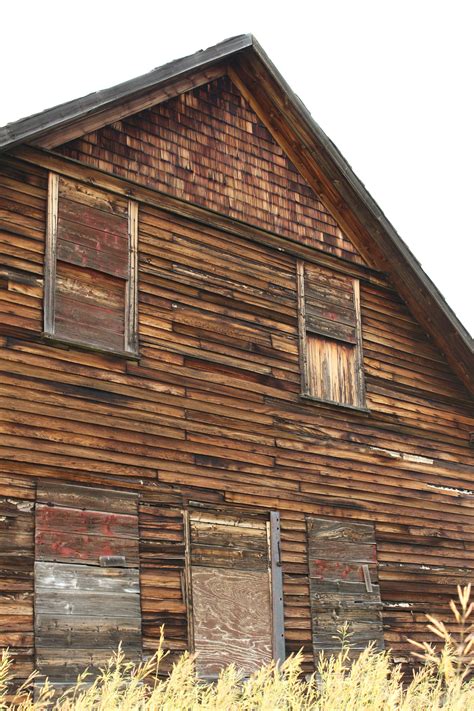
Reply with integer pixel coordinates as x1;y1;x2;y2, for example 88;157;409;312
1;471;473;685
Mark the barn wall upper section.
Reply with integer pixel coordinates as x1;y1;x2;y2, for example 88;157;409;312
54;76;364;264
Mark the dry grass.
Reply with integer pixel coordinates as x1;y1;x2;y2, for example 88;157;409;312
1;585;474;709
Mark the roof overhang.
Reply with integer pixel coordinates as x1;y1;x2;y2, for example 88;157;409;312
1;34;472;395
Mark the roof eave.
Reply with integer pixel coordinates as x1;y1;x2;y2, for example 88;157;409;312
0;34;254;152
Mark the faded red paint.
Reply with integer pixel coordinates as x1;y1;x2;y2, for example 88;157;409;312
36;505;135;537
312;559;329;579
35;530;124;561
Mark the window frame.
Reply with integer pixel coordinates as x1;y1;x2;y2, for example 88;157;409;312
297;259;367;411
44;172;139;357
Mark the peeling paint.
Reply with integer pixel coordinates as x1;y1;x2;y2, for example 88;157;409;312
9;499;34;512
427;483;474;496
368;447;433;464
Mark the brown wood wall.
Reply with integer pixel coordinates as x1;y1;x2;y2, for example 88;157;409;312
55;76;362;264
0;142;473;684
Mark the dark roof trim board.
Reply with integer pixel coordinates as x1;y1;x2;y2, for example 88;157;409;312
0;34;251;151
1;34;473;395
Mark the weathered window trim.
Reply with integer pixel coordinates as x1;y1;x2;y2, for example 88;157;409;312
43;171;139;356
44;172;59;336
297;259;367;409
300;393;371;414
40;332;141;361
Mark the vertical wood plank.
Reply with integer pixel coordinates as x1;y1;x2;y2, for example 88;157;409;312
125;199;139;354
44;172;58;335
183;510;194;653
353;278;366;408
296;260;308;395
270;511;285;664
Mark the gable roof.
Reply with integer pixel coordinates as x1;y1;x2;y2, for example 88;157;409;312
1;34;472;396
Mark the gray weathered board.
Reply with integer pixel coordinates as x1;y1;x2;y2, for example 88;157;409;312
34;483;141;683
307;517;384;656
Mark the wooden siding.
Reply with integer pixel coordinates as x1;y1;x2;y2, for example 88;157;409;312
0;158;46;338
138;495;188;674
55;76;363;264
34;483;141;683
0;154;473;683
0;475;35;687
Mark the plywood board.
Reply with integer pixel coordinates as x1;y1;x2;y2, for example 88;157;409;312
191;566;272;677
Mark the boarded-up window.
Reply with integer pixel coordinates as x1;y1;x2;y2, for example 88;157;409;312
34;483;141;684
186;510;284;678
44;174;138;354
307;517;384;659
297;261;365;408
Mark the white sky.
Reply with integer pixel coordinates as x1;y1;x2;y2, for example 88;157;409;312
1;0;472;336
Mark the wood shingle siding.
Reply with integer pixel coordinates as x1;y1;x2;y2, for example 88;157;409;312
55;77;363;264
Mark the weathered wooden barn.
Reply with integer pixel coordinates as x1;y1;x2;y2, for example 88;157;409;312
0;34;473;687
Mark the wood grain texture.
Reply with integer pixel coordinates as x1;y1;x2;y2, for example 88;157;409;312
306;335;358;406
191;566;272;677
190;512;269;571
36;481;138;514
188;510;275;675
36;505;138;540
56;181;128;280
